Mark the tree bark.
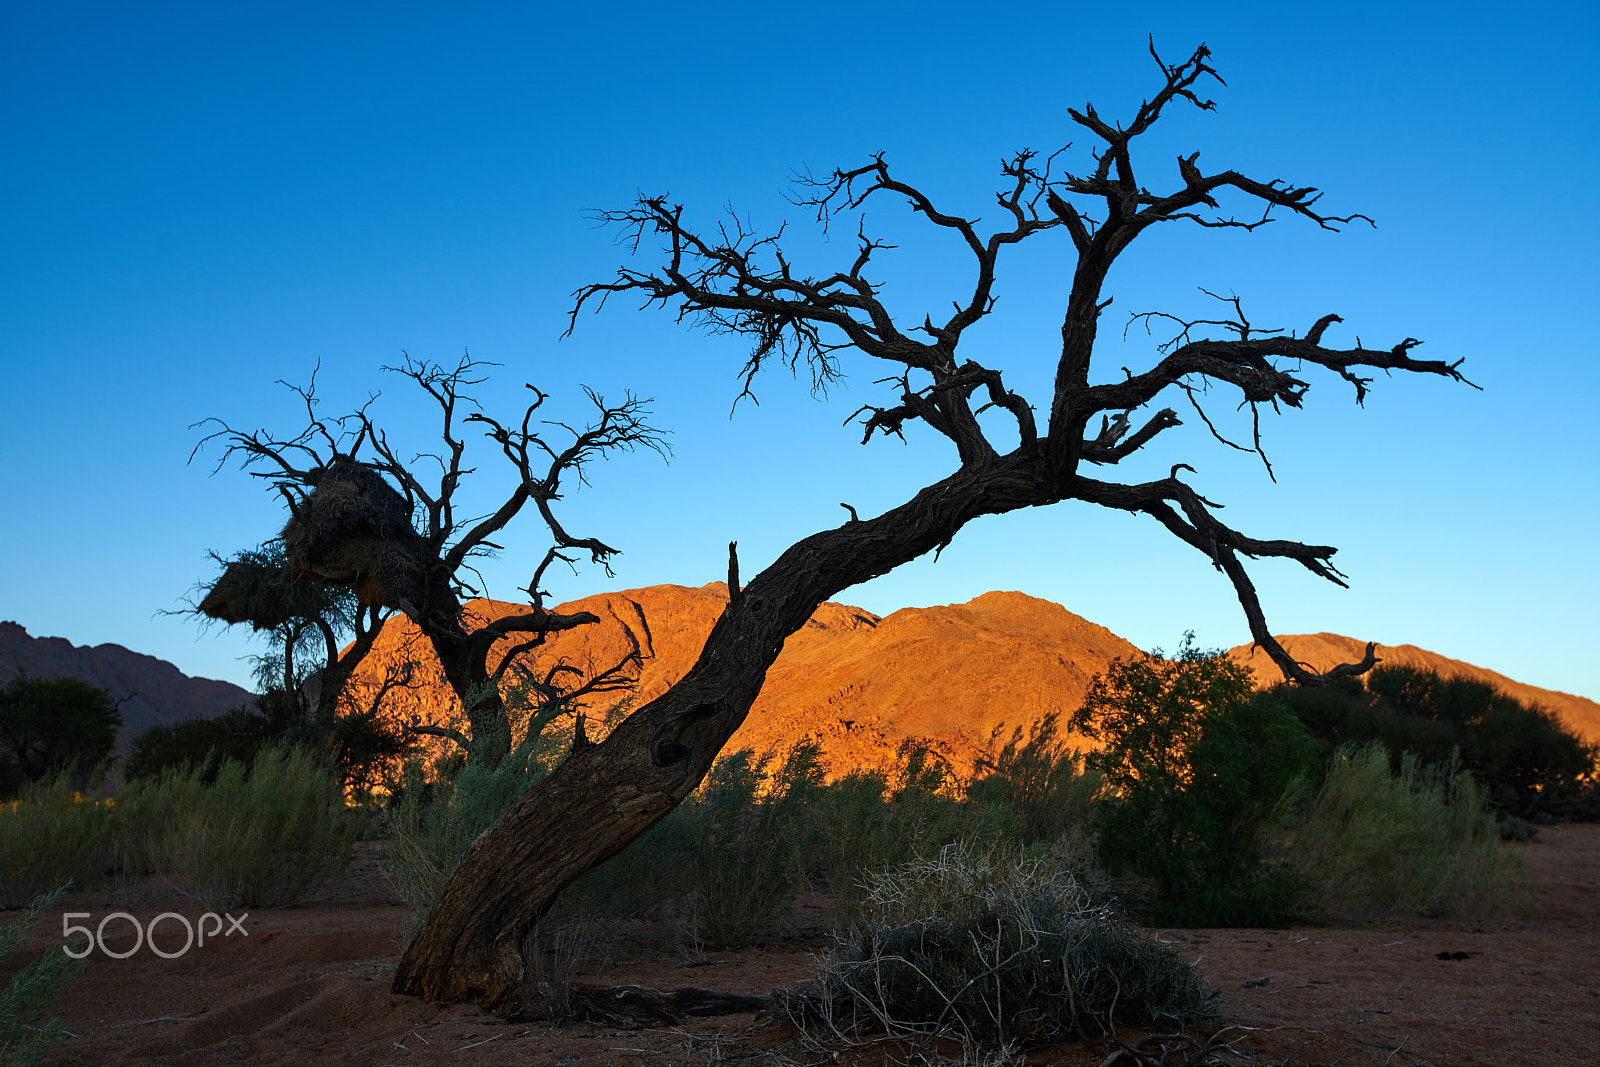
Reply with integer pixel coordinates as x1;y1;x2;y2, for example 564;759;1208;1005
424;622;509;768
392;459;1046;1011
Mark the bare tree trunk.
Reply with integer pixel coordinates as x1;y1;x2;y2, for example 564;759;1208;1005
424;625;511;768
392;462;1043;1011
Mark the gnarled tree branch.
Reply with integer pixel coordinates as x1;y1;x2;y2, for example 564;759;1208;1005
394;41;1470;1014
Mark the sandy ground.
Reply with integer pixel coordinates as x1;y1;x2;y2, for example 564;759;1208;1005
9;825;1598;1067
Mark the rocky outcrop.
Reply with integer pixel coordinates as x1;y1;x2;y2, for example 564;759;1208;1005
351;584;1600;777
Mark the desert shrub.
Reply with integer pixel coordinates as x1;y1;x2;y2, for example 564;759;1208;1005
1071;636;1320;926
1272;667;1597;817
515;914;615;1025
0;776;116;908
779;842;1219;1054
967;711;1103;844
681;743;824;949
1276;742;1523;920
140;746;357;909
385;728;554;945
1;747;355;910
105;771;181;885
799;740;1021;922
0;886;84;1066
803;768;920;920
123;707;279;785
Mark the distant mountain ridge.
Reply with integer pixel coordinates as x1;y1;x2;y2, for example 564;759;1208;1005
347;584;1600;777
9;589;1593;775
0;621;256;756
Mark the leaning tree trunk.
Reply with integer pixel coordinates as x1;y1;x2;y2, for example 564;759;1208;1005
391;459;1048;1012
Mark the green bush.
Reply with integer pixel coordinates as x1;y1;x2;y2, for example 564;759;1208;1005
1070;635;1320;927
0;777;115;909
386;720;571;945
137;746;357;910
1277;742;1524;920
0;747;354;910
968;711;1103;844
1272;667;1597;816
0;886;84;1067
123;707;279;785
797;740;1023;923
681;743;823;949
779;842;1219;1054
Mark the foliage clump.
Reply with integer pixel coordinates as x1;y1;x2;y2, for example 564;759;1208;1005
123;707;279;786
0;886;83;1067
0;745;355;909
0;673;121;800
1070;635;1319;926
1271;667;1597;818
679;743;824;949
968;712;1104;845
123;746;358;910
0;777;116;908
1276;742;1523;920
779;843;1219;1054
386;714;571;946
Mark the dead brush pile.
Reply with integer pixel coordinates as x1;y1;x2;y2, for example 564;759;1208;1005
776;842;1221;1057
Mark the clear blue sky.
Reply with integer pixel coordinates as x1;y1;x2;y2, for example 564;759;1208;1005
2;1;1596;702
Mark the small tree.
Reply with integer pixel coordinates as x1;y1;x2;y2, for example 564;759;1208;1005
195;356;663;770
189;541;414;791
0;674;123;797
1070;635;1318;925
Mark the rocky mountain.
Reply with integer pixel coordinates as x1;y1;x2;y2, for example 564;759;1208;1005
0;621;256;755
347;583;1600;777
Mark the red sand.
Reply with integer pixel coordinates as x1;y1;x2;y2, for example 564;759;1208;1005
12;824;1598;1066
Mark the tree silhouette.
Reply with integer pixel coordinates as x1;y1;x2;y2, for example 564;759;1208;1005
392;42;1474;1012
0;673;123;796
195;355;663;770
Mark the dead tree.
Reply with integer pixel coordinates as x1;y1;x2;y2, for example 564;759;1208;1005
393;43;1473;1011
195;356;663;768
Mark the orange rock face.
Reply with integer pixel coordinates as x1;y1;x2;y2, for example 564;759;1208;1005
347;585;1600;779
348;584;1142;778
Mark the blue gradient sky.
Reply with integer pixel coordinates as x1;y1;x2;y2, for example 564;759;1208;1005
2;1;1596;701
